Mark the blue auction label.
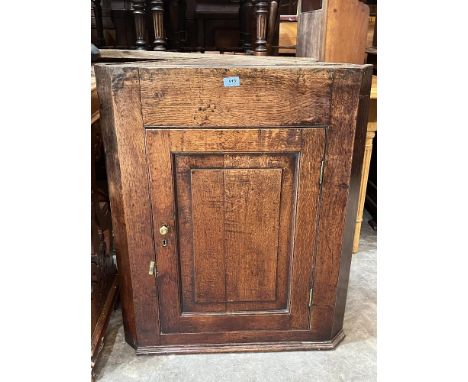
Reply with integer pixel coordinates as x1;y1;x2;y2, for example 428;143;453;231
223;76;240;87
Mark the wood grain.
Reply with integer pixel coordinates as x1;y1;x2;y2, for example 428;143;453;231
323;0;369;64
296;9;324;59
139;67;332;127
191;169;227;304
224;168;282;303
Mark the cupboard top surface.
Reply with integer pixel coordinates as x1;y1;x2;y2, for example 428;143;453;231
95;60;370;129
95;55;371;70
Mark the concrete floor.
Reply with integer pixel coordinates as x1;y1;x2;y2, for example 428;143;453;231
95;212;377;382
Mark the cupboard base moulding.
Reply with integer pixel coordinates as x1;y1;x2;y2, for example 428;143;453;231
135;330;345;355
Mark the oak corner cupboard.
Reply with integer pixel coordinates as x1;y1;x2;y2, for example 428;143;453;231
95;56;372;355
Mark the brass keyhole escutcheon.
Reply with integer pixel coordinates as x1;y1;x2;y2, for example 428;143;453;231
159;224;169;236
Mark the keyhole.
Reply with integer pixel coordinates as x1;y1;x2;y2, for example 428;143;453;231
162;239;168;247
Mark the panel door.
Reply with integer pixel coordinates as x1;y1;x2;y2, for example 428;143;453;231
146;128;326;334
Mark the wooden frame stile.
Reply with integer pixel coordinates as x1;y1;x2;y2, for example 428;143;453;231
95;65;161;348
95;59;373;354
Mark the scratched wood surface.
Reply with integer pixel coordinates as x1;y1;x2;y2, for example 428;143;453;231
95;58;372;353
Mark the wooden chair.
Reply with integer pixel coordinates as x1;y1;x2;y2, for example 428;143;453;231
131;0;166;50
128;0;280;54
193;1;280;55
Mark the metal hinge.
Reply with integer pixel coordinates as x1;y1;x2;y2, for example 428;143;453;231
308;288;313;308
148;260;156;276
319;160;325;185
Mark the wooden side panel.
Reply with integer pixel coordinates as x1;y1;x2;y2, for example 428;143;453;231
139;68;332;127
95;66;160;347
309;69;363;340
324;0;370;64
224;169;282;303
331;66;373;337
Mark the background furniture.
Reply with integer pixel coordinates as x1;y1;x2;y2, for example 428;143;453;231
353;75;376;253
365;0;377;74
194;1;242;52
95;55;372;354
92;0;294;54
91;69;118;375
296;0;370;64
278;14;297;55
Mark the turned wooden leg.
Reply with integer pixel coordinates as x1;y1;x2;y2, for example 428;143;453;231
92;0;105;47
151;0;166;51
353;127;376;253
168;0;181;50
266;1;278;55
240;1;254;53
132;0;147;50
254;1;268;56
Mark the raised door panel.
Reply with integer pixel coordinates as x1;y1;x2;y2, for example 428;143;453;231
146;128;326;335
175;154;296;314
